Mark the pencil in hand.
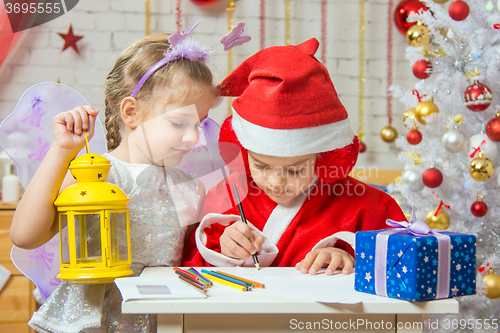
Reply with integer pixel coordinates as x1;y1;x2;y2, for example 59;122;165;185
231;183;260;270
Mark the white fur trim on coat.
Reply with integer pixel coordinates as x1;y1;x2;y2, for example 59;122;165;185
195;213;279;267
262;177;317;244
311;231;356;252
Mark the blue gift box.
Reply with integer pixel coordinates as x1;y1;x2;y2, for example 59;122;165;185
354;228;476;301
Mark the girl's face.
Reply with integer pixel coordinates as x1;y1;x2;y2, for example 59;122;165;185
128;93;213;167
248;151;317;204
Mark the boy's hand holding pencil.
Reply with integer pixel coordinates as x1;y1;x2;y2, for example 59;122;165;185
220;221;264;263
219;184;262;269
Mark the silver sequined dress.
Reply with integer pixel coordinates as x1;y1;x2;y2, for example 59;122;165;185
29;154;199;333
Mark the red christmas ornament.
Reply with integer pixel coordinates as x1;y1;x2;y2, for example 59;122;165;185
58;24;83;54
471;200;487;217
412;60;432;79
359;141;367;153
449;0;470;21
407;128;422;145
464;82;493;112
190;0;221;6
394;0;428;36
422;168;443;188
486;113;500;142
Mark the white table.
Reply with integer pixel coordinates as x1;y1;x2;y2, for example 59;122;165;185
121;267;459;333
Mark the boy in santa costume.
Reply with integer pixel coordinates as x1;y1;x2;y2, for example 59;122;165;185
182;38;405;275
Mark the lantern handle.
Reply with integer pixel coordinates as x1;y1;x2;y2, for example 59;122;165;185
84;130;90;155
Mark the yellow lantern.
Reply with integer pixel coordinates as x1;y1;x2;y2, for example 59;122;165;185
54;139;132;284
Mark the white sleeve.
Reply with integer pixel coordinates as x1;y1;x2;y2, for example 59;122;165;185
310;231;356;251
195;213;279;267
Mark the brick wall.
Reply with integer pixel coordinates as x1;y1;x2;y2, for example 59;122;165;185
0;0;418;170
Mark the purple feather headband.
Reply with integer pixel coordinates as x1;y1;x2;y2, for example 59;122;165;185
131;21;251;98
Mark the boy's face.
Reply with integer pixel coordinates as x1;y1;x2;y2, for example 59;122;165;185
248;151;317;204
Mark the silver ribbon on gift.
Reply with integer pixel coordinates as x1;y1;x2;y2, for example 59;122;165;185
374;207;451;299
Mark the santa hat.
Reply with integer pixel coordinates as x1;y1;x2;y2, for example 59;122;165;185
218;38;359;183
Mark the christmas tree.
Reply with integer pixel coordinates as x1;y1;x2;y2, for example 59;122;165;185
389;0;500;331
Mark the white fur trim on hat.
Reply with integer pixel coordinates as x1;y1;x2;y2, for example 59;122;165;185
231;108;355;157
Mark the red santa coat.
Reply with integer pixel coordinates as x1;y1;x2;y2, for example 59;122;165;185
182;172;406;267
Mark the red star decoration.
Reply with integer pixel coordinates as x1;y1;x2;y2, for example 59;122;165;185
58;24;83;54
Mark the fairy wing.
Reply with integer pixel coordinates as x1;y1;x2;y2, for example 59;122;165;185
1;82;106;302
177;117;247;192
175;118;248;223
178;118;227;191
10;234;61;303
133;117;247;225
0;82;107;189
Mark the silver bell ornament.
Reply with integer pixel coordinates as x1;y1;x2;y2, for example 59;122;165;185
442;128;467;152
401;170;425;191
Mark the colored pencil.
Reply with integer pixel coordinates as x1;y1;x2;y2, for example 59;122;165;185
189;270;212;288
201;269;253;289
201;273;249;291
176;271;206;289
173;267;200;281
215;271;265;289
187;268;210;286
178;275;207;293
188;267;213;286
174;269;203;285
231;183;260;269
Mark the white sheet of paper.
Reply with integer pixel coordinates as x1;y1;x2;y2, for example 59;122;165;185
0;264;11;292
115;276;207;301
232;267;376;304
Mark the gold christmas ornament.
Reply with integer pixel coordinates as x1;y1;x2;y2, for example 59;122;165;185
406;24;431;47
445;114;463;130
403;108;417;128
415;98;439;124
453;114;463;125
469;152;495;181
433;0;449;3
465;68;481;81
406;151;422;166
425;209;450;230
483;268;500;299
380;125;398;143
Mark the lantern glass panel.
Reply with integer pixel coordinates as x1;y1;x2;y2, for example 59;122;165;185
60;214;70;264
109;211;129;263
74;213;102;264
